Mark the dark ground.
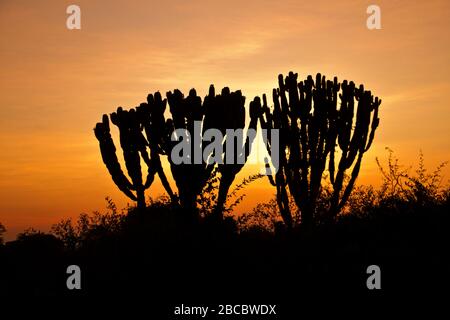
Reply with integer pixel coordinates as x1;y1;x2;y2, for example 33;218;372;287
0;196;448;317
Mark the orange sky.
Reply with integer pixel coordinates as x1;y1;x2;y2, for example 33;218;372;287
1;0;449;241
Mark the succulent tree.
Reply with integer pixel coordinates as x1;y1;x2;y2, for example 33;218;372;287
136;92;176;202
164;87;215;213
210;89;260;218
94;86;260;217
260;72;381;227
165;86;260;218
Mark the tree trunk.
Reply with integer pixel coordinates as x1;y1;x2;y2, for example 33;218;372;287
136;187;146;209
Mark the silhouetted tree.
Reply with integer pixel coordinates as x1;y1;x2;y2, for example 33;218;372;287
260;72;381;227
94;91;179;209
95;86;260;218
165;86;260;217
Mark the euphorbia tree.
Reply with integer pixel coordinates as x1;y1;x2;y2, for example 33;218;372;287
260;72;381;227
94;86;260;217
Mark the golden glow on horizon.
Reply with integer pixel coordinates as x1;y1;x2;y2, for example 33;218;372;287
1;0;450;240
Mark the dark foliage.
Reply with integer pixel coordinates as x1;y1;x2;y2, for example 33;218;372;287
1;151;448;300
0;222;5;245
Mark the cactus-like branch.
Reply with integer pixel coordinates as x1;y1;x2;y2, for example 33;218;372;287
164;86;259;217
94;92;178;209
260;71;381;226
94;115;138;202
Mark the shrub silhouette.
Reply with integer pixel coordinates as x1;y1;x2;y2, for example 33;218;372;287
94;86;260;218
259;72;381;227
237;149;449;231
51;197;126;250
0;222;5;245
376;148;449;209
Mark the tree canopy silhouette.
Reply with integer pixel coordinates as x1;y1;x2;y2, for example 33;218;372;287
94;86;260;218
94;72;381;225
259;72;381;227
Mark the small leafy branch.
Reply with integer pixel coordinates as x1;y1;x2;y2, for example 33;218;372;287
225;173;264;214
376;148;448;205
197;168;263;218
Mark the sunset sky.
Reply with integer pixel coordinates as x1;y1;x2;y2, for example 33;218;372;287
1;0;449;241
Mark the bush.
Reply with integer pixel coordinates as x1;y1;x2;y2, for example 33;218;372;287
0;222;6;245
51;197;127;250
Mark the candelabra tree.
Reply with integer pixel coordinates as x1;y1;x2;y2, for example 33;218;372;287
94;92;176;209
165;86;260;218
209;88;261;218
94;86;260;217
260;72;381;227
165;87;213;213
